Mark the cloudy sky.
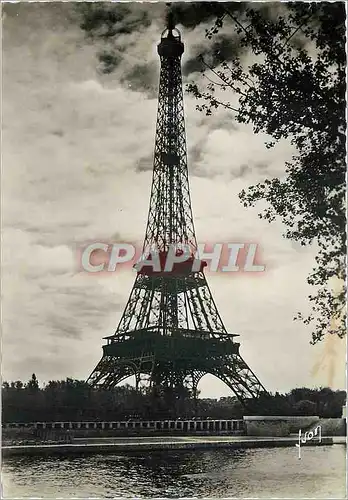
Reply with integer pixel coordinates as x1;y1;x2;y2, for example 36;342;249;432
2;2;345;397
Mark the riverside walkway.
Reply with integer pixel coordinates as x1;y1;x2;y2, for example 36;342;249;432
3;435;345;457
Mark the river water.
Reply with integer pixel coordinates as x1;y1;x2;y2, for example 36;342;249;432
2;445;346;498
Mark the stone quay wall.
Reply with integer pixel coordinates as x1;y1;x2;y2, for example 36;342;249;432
243;416;320;437
319;418;346;436
243;416;346;437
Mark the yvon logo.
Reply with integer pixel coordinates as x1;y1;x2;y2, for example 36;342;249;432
295;425;322;459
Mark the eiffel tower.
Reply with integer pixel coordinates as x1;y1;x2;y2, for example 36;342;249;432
87;14;267;407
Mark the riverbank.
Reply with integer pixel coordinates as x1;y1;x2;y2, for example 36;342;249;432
2;435;345;457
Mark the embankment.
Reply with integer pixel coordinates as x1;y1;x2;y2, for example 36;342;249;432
3;435;343;458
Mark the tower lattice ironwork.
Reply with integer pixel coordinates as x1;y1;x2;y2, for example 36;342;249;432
87;16;268;407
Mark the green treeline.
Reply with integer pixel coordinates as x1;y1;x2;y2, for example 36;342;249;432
2;374;346;422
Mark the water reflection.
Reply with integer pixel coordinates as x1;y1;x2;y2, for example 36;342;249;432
2;446;346;498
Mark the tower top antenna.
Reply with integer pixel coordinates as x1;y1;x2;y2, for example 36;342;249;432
166;10;175;32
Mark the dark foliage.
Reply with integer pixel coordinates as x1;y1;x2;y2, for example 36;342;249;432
2;375;346;422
